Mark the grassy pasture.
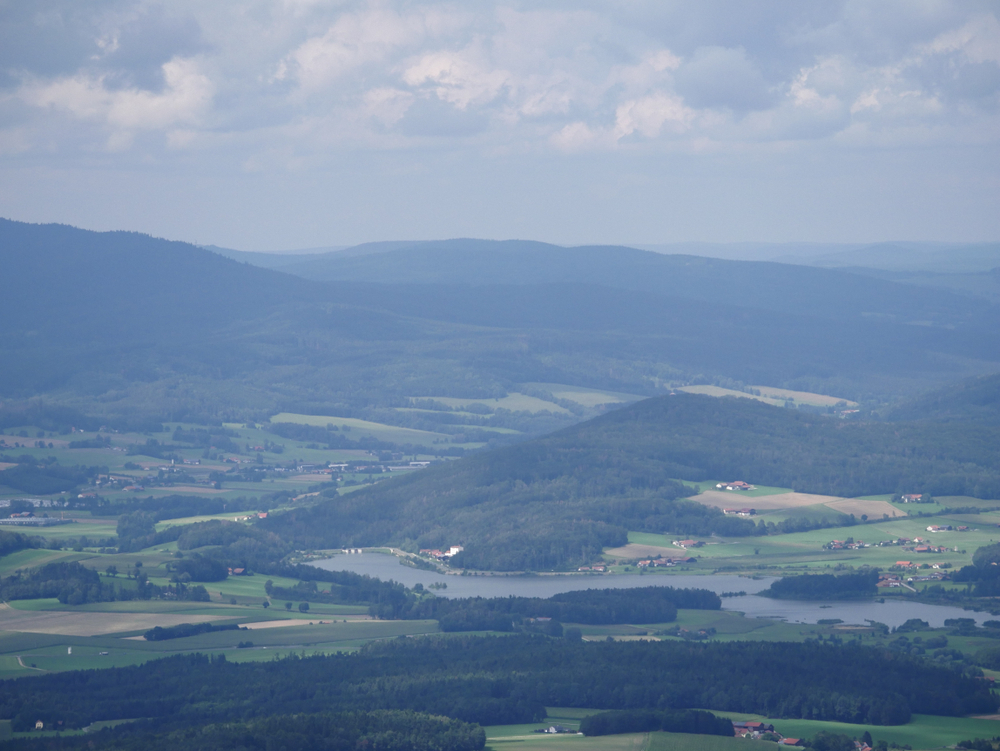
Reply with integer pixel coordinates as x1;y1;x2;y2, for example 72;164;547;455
677;385;787;407
524;383;642;408
825;498;904;518
676;384;856;410
616;515;993;572
0;549;90;576
705;710;1000;749
269;412;451;445
754;504;848;524
412;393;572;415
686;481;795;498
23;520;118;542
750;385;858;407
694;491;847;511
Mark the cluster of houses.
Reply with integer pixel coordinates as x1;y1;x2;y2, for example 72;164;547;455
723;508;756;517
824;539;867;550
576;565;607;572
877;573;908;588
732;722;870;750
419;545;464;560
887;564;948;581
926;524;968;532
533;725;576;735
636;557;697;568
715;481;755;491
0;511;71;527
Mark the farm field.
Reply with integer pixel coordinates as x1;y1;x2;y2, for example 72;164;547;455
677;384;856;409
411;393;573;414
611;512;994;572
603;543;692;560
749;385;858;407
269;412;454;445
486;704;1000;750
0;618;443;678
685;481;796;498
708;710;1000;749
0;603;219;636
523;383;643;408
691;490;906;521
0;549;90;577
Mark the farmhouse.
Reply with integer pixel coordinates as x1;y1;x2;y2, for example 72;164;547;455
723;508;756;517
877;576;902;588
716;480;756;491
675;539;704;549
901;494;923;502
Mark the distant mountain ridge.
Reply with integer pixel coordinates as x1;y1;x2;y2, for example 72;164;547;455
2;218;999;424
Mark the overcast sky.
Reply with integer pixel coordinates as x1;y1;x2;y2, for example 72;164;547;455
1;1;998;250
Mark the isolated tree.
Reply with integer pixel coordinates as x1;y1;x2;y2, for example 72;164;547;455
298;602;310;613
262;601;270;609
285;602;292;611
105;565;118;577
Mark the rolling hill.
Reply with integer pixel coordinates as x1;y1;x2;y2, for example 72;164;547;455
3;219;1000;433
262;392;1000;570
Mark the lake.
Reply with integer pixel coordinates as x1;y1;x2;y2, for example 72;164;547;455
313;553;991;628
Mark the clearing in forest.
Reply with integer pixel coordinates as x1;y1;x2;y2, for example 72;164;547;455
693;490;842;510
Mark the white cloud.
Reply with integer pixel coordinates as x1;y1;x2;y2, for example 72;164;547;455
403;48;509;109
4;1;1000;247
924;14;1000;64
614;93;693;139
21;57;213;136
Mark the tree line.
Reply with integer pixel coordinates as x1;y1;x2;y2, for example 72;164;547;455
763;571;879;600
390;586;721;630
0;636;993;735
2;709;485;751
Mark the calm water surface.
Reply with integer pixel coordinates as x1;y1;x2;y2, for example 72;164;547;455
314;553;989;628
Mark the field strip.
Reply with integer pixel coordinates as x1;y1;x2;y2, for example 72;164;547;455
824;499;906;518
0;462;16;471
487;736;582;741
604;543;687;559
692;490;843;510
239;618;370;630
0;607;217;637
154;485;228;494
750;385;858;407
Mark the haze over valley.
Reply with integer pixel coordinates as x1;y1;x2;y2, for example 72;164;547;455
2;2;1000;749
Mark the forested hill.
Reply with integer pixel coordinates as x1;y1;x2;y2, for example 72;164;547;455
3;219;999;425
251;238;989;326
886;372;1000;424
263;393;1000;570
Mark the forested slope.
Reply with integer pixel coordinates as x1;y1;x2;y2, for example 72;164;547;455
264;393;1000;569
1;637;993;735
4;219;1000;425
886;372;1000;423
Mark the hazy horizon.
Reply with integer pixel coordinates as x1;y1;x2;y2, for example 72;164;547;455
1;1;998;249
